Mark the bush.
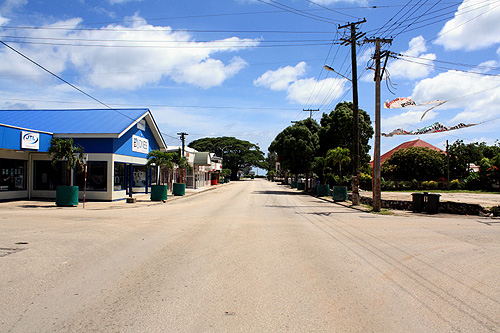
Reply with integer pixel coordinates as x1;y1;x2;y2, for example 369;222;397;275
490;206;500;217
422;180;438;190
465;172;481;190
449;179;461;190
359;172;372;190
381;179;395;190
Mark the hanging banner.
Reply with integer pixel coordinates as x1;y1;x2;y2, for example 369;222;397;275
382;122;478;137
384;97;416;109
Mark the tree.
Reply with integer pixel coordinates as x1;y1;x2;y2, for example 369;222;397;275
318;102;374;172
326;147;351;185
269;118;320;182
48;138;85;186
188;137;264;180
381;147;445;181
146;150;174;185
311;156;330;184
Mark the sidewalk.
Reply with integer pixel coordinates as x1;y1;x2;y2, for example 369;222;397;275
0;183;227;210
358;191;500;208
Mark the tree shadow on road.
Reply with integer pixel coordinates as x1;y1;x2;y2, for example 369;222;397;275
252;190;307;196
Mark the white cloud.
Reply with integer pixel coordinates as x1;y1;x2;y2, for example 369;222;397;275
171;57;248;89
435;0;500;51
309;0;367;5
254;62;347;104
0;0;27;14
254;62;307;91
411;69;500;123
0;15;9;25
108;0;142;4
286;77;347;105
0;15;259;90
387;36;436;80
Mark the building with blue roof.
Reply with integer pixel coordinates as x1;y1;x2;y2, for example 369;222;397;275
0;108;167;201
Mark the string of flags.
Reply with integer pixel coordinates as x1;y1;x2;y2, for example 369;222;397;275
384;97;446;120
382;121;478;137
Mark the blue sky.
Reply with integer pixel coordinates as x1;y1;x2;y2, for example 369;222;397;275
1;0;500;169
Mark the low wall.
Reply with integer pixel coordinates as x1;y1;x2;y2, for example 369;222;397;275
349;194;489;216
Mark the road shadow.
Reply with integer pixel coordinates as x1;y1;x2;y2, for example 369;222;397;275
252;190;306;196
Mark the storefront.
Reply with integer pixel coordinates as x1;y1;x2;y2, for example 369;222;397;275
0;109;166;201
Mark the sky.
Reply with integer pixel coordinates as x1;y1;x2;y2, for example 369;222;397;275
1;0;500;173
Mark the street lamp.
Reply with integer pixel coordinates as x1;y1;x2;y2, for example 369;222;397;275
324;64;360;205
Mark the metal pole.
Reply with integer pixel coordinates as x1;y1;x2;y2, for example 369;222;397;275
83;154;88;209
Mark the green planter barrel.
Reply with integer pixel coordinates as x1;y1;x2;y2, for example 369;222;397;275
55;186;79;206
291;181;298;188
297;182;306;190
151;184;168;201
172;183;186;196
317;184;330;197
332;186;347;202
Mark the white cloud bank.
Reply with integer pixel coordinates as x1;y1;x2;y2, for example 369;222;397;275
254;62;347;104
436;0;500;51
0;15;260;90
387;36;436;80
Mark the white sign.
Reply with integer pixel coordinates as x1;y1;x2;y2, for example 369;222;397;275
21;131;39;150
132;135;149;154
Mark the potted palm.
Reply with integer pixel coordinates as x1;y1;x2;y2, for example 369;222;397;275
48;138;85;206
327;147;351;202
146;150;173;201
172;152;192;196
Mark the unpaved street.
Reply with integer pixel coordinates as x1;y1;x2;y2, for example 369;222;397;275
1;179;500;332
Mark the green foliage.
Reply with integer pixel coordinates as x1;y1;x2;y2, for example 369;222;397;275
381;147;445;181
48;138;85;171
422;180;438;190
311;156;330;184
48;138;85;185
146;150;174;169
359;172;372;190
269;118;320;176
221;168;232;177
188;137;263;180
318;102;374;168
449;179;461;190
326;147;351;182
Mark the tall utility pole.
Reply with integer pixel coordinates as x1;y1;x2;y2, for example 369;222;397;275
365;37;392;212
303;109;319;119
177;132;188;157
339;19;366;206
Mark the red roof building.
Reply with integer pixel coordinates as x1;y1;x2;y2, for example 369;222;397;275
369;139;443;168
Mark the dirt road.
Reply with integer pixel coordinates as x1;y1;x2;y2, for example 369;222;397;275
1;179;499;332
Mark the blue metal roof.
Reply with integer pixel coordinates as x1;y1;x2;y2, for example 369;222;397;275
0;109;149;135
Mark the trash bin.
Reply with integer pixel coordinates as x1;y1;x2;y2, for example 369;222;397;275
297;182;305;190
412;192;425;212
426;193;440;214
291;181;298;188
332;186;347;202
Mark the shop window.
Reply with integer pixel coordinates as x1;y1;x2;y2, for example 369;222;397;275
33;161;68;190
0;159;27;191
114;162;126;190
75;161;107;191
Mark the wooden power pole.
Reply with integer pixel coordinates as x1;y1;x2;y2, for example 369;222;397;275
365;37;391;212
339;19;365;206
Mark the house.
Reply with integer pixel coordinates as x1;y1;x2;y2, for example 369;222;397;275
369;139;443;168
0;108;166;201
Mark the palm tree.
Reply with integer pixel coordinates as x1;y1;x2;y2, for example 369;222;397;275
326;147;351;185
48;138;85;186
146;150;174;185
